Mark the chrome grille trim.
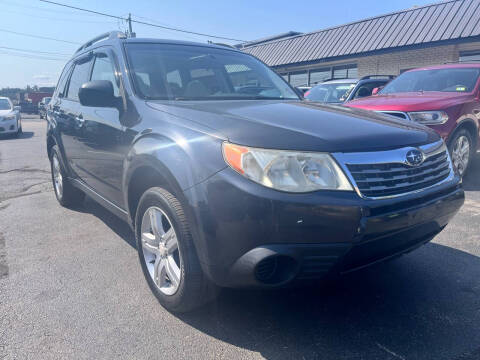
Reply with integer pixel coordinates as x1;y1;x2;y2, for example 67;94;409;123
333;140;455;199
376;111;410;120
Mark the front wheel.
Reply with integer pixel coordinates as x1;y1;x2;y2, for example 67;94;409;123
15;121;22;137
135;187;218;313
449;129;473;177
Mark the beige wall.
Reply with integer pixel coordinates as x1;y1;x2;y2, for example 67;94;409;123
357;44;459;77
275;40;480;82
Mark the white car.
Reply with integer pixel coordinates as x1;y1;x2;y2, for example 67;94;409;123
0;97;22;137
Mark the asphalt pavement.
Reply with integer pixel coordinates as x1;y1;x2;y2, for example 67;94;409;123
0;117;479;360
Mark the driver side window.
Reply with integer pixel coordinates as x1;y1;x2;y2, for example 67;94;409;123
91;53;120;97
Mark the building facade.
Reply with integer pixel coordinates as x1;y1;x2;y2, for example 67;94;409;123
240;0;480;87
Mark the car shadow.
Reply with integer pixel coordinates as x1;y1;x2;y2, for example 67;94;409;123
175;244;480;360
462;152;480;191
72;196;136;249
0;131;35;140
72;192;480;359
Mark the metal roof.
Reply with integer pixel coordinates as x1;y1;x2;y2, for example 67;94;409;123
242;0;480;67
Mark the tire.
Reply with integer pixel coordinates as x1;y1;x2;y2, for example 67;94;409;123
448;128;474;177
135;187;218;313
50;145;85;207
15;121;22;138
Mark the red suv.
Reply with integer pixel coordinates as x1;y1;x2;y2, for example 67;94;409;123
345;64;480;176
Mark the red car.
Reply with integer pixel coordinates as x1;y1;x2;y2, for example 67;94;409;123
345;64;480;176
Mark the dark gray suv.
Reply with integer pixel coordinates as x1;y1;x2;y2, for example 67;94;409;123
47;32;464;312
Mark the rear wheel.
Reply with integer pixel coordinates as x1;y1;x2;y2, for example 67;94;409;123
449;129;474;177
50;145;84;207
135;187;218;312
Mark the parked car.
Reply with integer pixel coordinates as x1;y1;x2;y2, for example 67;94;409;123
19;101;37;114
346;64;480;176
47;32;464;312
39;97;52;119
296;86;312;94
305;76;394;103
0;97;22;137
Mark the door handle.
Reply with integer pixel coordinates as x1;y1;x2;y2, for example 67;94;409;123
76;114;85;126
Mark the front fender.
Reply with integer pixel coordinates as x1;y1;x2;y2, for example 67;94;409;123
122;131;226;215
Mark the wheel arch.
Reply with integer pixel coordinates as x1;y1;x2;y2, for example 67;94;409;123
450;118;478;148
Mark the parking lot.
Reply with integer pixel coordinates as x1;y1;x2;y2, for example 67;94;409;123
0;116;479;359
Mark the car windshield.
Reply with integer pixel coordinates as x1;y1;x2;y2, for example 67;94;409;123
381;68;480;94
305;82;356;103
125;43;299;101
0;99;12;110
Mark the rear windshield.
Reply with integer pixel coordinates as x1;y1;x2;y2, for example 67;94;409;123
305;82;356;103
381;68;480;94
124;43;299;101
0;99;12;110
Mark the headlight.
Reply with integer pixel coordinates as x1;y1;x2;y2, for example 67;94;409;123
222;142;353;192
407;111;448;125
1;114;15;122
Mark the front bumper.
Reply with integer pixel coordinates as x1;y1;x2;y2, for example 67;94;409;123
0;119;18;134
184;167;464;288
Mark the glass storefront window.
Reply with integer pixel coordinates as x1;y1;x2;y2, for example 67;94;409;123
289;72;308;87
309;69;330;85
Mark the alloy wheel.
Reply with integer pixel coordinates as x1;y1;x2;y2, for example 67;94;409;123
140;206;181;296
452;135;470;177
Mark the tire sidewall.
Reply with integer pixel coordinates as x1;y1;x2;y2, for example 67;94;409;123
50;146;65;204
135;189;192;311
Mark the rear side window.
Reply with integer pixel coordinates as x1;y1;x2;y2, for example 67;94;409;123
66;57;93;101
55;64;72;98
91;53;120;97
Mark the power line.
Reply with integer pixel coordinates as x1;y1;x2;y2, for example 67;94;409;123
0;50;66;61
0;28;80;45
38;0;247;42
1;8;119;24
0;46;71;56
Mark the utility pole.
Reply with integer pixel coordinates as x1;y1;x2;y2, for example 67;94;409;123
127;13;135;38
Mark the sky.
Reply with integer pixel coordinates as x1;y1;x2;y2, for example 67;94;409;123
0;0;436;88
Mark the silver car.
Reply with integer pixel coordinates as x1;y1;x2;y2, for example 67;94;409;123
0;97;22;137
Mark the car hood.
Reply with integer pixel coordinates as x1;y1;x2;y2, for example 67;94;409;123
0;110;14;117
146;100;439;152
346;91;473;111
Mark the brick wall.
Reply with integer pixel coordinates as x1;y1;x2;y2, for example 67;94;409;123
357;44;459;77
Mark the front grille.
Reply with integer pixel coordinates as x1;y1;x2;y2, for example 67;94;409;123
334;140;453;199
297;255;339;279
377;111;409;120
347;151;450;198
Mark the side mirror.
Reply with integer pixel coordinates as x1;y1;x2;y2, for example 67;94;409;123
371;86;384;95
79;80;115;107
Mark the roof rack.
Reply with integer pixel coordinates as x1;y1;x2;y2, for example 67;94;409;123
360;75;396;80
75;31;127;54
320;77;357;82
207;41;236;49
444;60;480;64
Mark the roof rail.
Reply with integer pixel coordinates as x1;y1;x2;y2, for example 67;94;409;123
75;31;127;54
444;60;480;64
360;75;396;80
320;77;357;82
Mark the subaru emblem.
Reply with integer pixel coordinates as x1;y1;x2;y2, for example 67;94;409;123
405;149;424;166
